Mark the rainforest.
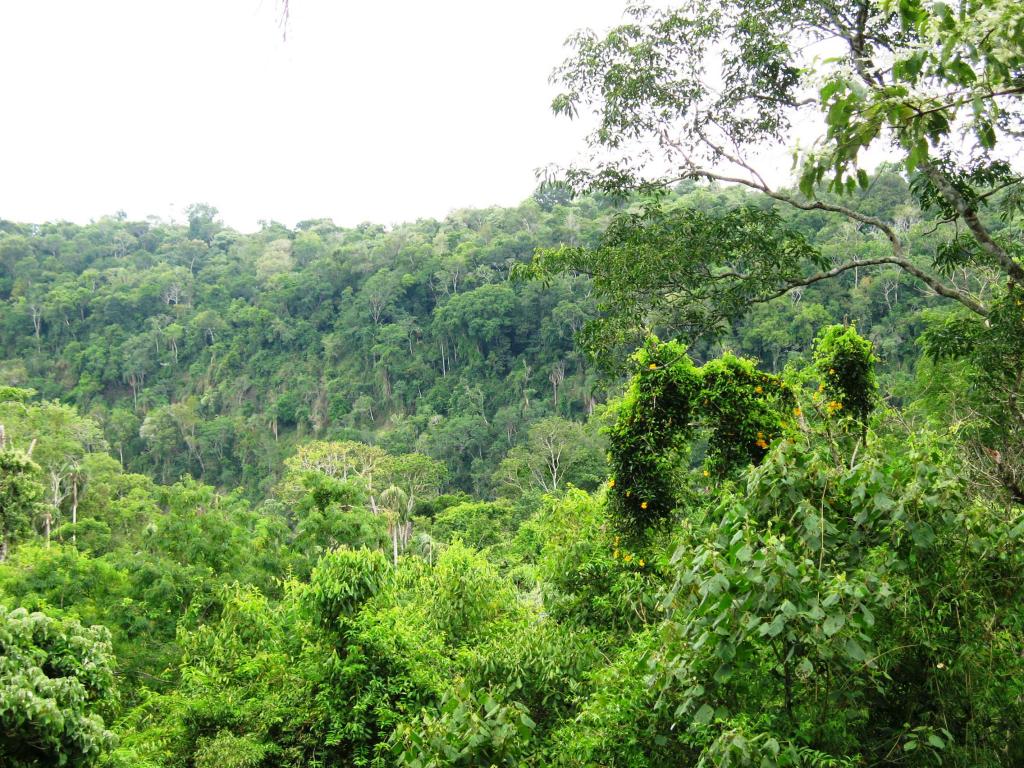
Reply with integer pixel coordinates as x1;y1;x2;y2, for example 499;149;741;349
2;0;1024;766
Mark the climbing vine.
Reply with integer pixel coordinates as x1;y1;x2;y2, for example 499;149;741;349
812;325;878;430
698;353;794;477
608;339;794;533
607;338;700;533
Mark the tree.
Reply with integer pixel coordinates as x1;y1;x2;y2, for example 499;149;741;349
0;449;43;560
0;605;117;766
185;203;222;245
382;452;447;564
493;416;605;495
533;0;1024;341
278;440;391;527
0;399;106;545
921;293;1024;503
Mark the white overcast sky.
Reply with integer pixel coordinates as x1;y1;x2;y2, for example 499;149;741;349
0;0;628;232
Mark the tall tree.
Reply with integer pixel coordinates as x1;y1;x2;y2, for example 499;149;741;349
534;0;1023;335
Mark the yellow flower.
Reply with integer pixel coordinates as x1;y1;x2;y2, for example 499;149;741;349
793;408;802;416
817;382;825;392
608;478;615;488
754;385;763;394
623;553;633;563
638;559;645;567
612;549;619;559
648;363;658;370
640;501;649;510
829;368;835;374
756;439;768;449
757;431;764;440
702;469;710;477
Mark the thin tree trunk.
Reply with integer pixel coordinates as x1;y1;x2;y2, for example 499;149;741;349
71;479;78;545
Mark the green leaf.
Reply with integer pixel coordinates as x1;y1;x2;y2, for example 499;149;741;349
823;612;846;636
845;637;867;662
874;493;895;511
693;703;715;725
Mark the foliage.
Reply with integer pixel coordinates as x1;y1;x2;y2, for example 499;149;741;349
392;681;537;768
306;547;391;630
607;337;794;532
0;448;44;555
920;291;1024;502
0;605;117;767
607;338;699;532
812;325;879;429
650;431;1024;766
697;353;793;476
492;415;606;496
0;15;1021;759
0;198;610;498
522;203;824;354
542;0;1024;345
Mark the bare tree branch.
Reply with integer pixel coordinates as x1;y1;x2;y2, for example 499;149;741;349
687;167;991;316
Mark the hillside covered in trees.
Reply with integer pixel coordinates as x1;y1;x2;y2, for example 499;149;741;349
2;0;1024;766
0;172;943;498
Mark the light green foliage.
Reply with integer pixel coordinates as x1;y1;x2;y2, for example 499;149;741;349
697;353;794;476
493;415;606;496
292;472;387;559
0;605;116;767
0;449;44;554
648;432;1024;765
920;292;1024;503
194;732;268;768
427;541;517;644
550;630;687;768
808;0;1024;210
393;681;538;767
430;500;525;551
306;547;391;630
536;489;660;633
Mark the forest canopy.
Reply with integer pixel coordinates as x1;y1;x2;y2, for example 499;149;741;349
1;0;1023;766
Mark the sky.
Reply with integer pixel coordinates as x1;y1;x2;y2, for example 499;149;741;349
0;0;629;232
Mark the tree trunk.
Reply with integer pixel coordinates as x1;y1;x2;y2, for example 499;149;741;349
71;479;78;545
48;472;61;547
